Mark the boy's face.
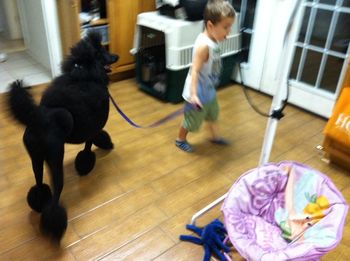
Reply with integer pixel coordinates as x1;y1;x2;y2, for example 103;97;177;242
210;17;235;42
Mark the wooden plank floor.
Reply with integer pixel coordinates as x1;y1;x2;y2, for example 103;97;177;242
0;78;349;260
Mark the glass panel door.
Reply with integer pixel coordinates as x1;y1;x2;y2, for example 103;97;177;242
259;0;350;117
289;0;350;96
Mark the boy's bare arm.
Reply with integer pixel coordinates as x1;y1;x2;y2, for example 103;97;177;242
190;44;209;107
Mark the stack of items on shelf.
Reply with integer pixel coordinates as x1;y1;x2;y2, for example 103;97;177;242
80;0;109;45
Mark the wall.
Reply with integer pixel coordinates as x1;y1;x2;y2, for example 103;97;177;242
1;0;22;39
0;1;6;32
17;0;50;70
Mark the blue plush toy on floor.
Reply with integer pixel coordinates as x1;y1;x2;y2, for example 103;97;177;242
179;219;231;261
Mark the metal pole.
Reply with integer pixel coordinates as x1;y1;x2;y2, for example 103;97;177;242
259;0;303;165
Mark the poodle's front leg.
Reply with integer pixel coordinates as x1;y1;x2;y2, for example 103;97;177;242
75;140;96;175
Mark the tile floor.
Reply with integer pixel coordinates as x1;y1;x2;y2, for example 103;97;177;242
0;51;52;93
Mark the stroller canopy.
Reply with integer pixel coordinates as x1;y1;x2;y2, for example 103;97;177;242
222;161;348;260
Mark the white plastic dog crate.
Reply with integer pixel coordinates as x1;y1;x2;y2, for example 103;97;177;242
132;11;241;103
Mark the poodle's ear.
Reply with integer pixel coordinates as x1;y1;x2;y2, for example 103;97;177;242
86;31;102;47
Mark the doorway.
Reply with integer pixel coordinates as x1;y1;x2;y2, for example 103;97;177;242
0;0;62;93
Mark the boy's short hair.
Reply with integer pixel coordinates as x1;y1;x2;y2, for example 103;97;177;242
203;0;236;26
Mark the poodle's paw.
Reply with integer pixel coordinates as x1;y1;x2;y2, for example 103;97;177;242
75;150;96;175
41;202;67;242
27;184;52;212
93;130;114;150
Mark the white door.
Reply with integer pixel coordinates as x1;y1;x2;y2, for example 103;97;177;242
258;0;350;118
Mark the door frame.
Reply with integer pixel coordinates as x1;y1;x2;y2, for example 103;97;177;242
41;0;62;77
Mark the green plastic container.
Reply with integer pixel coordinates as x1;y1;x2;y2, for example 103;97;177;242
219;54;237;87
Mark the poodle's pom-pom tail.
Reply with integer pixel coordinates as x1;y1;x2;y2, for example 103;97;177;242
7;80;44;127
40;202;67;241
27;184;52;213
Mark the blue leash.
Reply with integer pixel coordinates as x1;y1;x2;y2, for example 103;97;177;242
109;93;184;128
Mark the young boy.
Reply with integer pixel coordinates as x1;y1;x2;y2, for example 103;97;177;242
175;0;236;152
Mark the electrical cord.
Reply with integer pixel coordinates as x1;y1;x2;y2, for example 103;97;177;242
236;56;290;120
235;21;290;119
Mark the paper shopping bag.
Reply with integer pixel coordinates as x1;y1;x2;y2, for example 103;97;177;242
324;87;350;147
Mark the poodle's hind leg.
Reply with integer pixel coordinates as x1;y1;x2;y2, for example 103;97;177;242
41;140;67;241
75;141;96;176
24;129;52;213
92;129;114;150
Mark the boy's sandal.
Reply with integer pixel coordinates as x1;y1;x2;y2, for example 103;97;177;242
210;137;231;145
175;140;193;152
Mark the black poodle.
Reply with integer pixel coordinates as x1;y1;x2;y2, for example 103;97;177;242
7;32;118;241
